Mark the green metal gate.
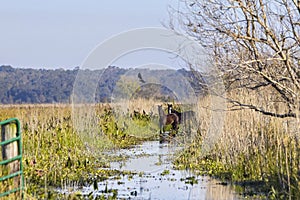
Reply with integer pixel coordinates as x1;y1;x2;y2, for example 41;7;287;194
0;118;24;198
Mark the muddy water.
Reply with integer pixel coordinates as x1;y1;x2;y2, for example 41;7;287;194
80;141;240;199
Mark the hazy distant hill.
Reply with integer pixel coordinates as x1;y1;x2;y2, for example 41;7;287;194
0;65;206;104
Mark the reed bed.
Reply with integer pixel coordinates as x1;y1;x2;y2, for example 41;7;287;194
1;92;299;199
176;89;300;199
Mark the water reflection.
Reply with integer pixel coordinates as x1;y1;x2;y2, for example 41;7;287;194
82;141;240;199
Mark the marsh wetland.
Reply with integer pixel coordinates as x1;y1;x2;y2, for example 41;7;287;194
60;141;238;199
1;97;300;199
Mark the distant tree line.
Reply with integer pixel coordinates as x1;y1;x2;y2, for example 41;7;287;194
0;65;206;104
0;65;77;103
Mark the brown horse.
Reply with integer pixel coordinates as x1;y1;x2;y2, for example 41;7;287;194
158;105;179;135
167;104;195;124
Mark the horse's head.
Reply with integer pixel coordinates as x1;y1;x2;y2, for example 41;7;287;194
157;105;163;114
167;104;173;114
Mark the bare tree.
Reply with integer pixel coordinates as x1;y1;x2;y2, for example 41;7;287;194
170;0;300;118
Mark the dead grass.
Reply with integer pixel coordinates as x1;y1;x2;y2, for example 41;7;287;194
178;89;300;198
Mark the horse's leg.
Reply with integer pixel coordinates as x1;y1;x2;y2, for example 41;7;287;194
175;122;178;135
171;121;178;136
159;118;166;134
160;121;163;134
159;124;164;143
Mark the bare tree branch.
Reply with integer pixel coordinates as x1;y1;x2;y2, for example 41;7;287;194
227;98;296;118
170;0;300;118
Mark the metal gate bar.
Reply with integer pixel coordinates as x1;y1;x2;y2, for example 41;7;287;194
0;118;23;198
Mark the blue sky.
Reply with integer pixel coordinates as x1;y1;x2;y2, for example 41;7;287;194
0;0;180;69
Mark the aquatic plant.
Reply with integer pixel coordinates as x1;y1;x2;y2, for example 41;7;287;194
0;103;157;198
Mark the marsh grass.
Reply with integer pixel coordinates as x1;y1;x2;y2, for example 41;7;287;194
0;105;105;198
175;90;300;199
0;102;159;199
2;93;299;199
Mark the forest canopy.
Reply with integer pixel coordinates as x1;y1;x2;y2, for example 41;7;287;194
0;65;205;104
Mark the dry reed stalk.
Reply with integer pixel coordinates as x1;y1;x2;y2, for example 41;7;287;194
188;87;300;196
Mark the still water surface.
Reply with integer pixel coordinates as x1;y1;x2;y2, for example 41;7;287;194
68;141;241;199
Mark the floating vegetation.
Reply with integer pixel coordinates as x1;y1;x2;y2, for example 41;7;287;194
64;140;238;199
160;169;170;176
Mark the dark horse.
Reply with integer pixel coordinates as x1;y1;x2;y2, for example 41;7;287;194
167;104;195;124
157;105;179;135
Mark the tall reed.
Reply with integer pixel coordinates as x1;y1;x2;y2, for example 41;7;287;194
176;89;300;198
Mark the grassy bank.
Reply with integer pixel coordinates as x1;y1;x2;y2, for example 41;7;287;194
175;92;300;199
0;102;159;199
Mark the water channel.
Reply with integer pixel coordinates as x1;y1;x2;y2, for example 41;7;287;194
63;140;241;199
